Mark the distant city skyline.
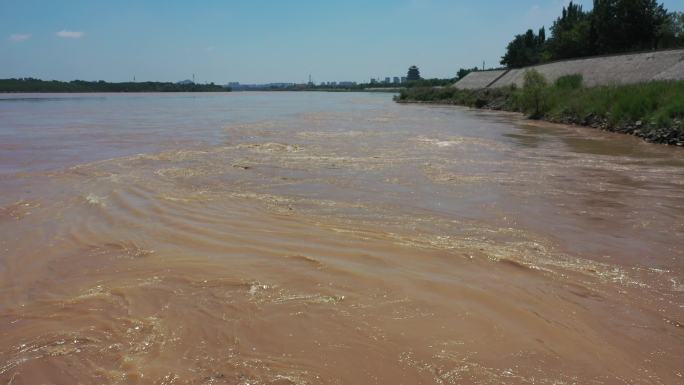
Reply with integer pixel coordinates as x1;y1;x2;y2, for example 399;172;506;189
1;0;683;84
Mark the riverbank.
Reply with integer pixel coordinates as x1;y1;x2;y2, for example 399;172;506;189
396;77;684;146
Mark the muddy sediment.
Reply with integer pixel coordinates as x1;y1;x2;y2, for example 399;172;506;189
1;92;683;384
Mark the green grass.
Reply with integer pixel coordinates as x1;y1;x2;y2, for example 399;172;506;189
542;80;684;126
396;76;684;130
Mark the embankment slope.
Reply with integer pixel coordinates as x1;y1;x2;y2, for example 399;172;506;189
455;49;684;89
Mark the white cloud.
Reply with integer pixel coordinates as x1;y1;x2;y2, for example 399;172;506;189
8;33;31;42
56;30;84;38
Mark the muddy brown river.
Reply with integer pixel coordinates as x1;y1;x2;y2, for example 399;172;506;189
0;92;682;384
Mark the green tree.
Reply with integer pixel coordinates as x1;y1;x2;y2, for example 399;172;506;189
591;0;667;53
656;12;684;48
548;1;593;59
502;0;679;67
500;27;548;68
456;67;479;80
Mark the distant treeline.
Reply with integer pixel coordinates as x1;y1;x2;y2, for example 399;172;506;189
356;78;456;90
0;78;230;93
501;0;684;68
227;78;456;92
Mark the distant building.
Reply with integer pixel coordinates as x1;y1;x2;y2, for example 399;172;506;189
393;77;400;84
384;77;391;84
370;78;378;84
401;77;407;83
266;83;295;89
407;65;421;81
177;79;194;85
338;81;356;87
225;82;296;91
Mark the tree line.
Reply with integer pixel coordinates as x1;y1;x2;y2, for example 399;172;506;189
501;0;684;68
0;78;230;93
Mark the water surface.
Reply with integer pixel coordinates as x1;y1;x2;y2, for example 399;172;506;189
1;92;682;384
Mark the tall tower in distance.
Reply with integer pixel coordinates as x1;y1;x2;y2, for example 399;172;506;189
407;66;421;81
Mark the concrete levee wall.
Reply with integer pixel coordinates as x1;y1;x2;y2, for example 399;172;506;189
454;49;684;89
453;70;507;89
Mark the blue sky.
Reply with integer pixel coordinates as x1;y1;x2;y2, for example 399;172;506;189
1;0;682;84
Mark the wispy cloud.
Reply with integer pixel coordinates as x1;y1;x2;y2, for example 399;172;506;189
56;30;84;38
8;33;31;42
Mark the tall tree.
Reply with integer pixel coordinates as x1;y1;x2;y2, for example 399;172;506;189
500;28;548;68
591;0;667;53
656;11;684;48
548;1;593;59
501;0;677;68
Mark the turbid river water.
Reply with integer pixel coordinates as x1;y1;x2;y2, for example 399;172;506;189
0;92;682;384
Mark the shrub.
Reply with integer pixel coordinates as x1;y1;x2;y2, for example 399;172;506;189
521;69;548;118
554;74;583;89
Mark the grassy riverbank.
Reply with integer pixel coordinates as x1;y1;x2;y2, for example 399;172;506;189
396;74;684;145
